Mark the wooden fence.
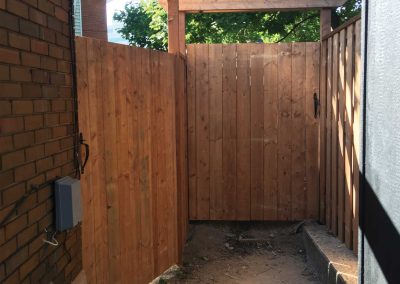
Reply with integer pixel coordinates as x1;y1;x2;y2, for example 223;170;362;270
319;17;361;253
75;37;187;283
187;43;320;221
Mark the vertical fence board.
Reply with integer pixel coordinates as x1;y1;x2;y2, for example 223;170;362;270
319;17;362;253
222;44;237;219
319;40;327;223
250;44;265;220
187;45;197;220
331;34;339;234
277;43;292;221
236;44;251;220
291;42;307;220
305;43;320;219
209;44;224;220
195;45;210;219
263;44;279;220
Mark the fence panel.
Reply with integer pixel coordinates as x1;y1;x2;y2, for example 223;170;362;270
187;42;320;221
320;17;361;253
76;37;187;283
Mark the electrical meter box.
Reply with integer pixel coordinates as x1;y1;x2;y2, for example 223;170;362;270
55;177;82;231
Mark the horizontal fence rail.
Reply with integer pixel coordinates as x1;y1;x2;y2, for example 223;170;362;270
187;42;320;221
319;18;361;254
75;37;187;283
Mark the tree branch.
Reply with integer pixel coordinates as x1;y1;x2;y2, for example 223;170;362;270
276;14;319;43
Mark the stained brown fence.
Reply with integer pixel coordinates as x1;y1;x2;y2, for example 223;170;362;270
319;17;361;253
187;43;320;221
75;37;187;283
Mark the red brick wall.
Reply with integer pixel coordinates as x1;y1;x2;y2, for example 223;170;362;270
0;0;82;283
81;0;107;40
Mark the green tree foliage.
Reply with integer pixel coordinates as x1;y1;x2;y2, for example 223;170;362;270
113;0;361;51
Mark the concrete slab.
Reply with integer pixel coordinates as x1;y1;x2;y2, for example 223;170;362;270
303;222;358;284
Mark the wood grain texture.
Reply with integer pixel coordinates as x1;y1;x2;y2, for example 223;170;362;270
319;19;361;253
76;37;185;283
187;43;319;221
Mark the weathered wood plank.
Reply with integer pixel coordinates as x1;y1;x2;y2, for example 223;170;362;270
222;44;237;220
337;29;346;241
250;44;265;220
277;43;292;221
291;42;307;220
319;40;327;223
195;44;210;219
209;44;224;219
305;42;320;219
344;24;354;249
263;44;279;220
331;34;339;234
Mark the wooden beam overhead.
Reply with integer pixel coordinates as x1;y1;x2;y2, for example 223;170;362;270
159;0;347;13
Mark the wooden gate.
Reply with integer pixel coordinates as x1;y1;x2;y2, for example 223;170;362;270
187;43;320;221
75;37;187;283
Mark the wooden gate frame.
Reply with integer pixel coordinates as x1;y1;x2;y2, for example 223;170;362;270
161;0;347;55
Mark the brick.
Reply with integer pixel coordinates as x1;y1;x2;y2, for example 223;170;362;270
20;19;40;38
38;185;52;202
25;144;44;160
50;72;64;85
0;136;13;153
0;263;4;282
60;136;72;149
48;16;62;33
45;113;59;126
21;52;41;68
52;125;66;138
45;140;59;155
2;183;25;205
0;83;22;98
42;85;58;97
33;100;49;112
0;100;12;115
31;39;48;55
17;191;37;214
19;253;39;280
57;60;71;73
0;0;4;9
5;214;27;240
0;29;7;45
14;162;35;182
22;84;42;97
54;6;68;22
0;169;13;188
36;156;52;172
51;100;65;112
13;131;34;149
34;128;49;143
29;7;47;26
0;238;17;263
38;0;54;15
17;225;37;248
49;45;63;59
28;235;43;255
31;69;49;83
7;0;29;18
39;27;56;43
0;10;19;32
56;32;69;48
22;0;37;8
0;47;20;65
24;114;43;130
53;151;67;166
9;33;30;51
28;202;47;224
30;262;46;283
2;270;19;284
41;56;57;71
0;64;9;80
12;100;33;114
0;117;24;134
59;112;72;124
5;245;28;274
2;150;25;170
10;67;32;82
47;166;61;179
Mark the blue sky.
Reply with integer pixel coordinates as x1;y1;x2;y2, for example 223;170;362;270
107;0;136;44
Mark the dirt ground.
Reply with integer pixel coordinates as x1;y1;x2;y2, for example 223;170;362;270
158;222;320;284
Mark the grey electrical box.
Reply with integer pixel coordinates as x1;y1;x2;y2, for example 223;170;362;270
55;177;82;231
